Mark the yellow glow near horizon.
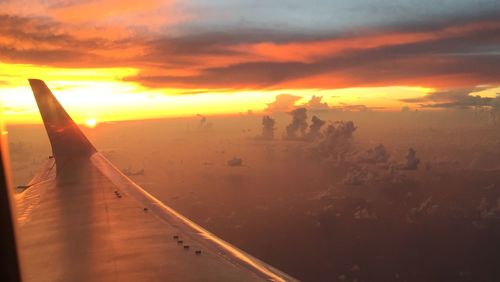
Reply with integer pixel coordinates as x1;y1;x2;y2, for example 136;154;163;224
85;118;97;128
0;62;438;124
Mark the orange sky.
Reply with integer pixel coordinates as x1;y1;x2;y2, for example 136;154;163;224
1;0;499;124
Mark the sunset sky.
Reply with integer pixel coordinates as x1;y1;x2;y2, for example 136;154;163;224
1;0;499;124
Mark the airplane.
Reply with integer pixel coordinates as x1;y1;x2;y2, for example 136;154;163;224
0;79;297;281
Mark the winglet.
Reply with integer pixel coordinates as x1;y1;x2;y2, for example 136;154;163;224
29;79;96;161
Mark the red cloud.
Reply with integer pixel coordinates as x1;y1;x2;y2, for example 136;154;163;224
1;4;499;91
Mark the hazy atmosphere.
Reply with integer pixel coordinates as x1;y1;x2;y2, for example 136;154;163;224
7;103;500;281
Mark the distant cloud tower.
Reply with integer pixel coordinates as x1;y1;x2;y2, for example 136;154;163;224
285;108;308;139
403;148;420;170
266;94;301;113
306;115;326;141
261;115;276;140
197;114;207;128
305;95;329;111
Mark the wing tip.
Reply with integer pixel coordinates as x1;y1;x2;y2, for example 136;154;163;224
28;79;49;98
28;78;44;85
28;79;97;160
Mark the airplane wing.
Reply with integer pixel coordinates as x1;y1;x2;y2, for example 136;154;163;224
12;79;296;281
0;120;22;281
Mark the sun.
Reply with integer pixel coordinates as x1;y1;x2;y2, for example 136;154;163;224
84;118;98;128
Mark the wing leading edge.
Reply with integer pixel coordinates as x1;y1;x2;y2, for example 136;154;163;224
16;79;296;281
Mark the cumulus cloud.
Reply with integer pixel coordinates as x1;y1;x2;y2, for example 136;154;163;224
323;121;356;143
477;197;500;219
353;207;378;220
358;144;390;164
227;157;243;167
197;114;206;127
265;94;301;113
196;114;212;130
343;166;371;185
285;107;308;140
306;115;326;141
303;95;329;112
402;148;420;170
312;120;357;159
411;196;439;217
261;115;276;140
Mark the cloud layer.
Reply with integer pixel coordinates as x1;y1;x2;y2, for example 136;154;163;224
1;0;499;92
